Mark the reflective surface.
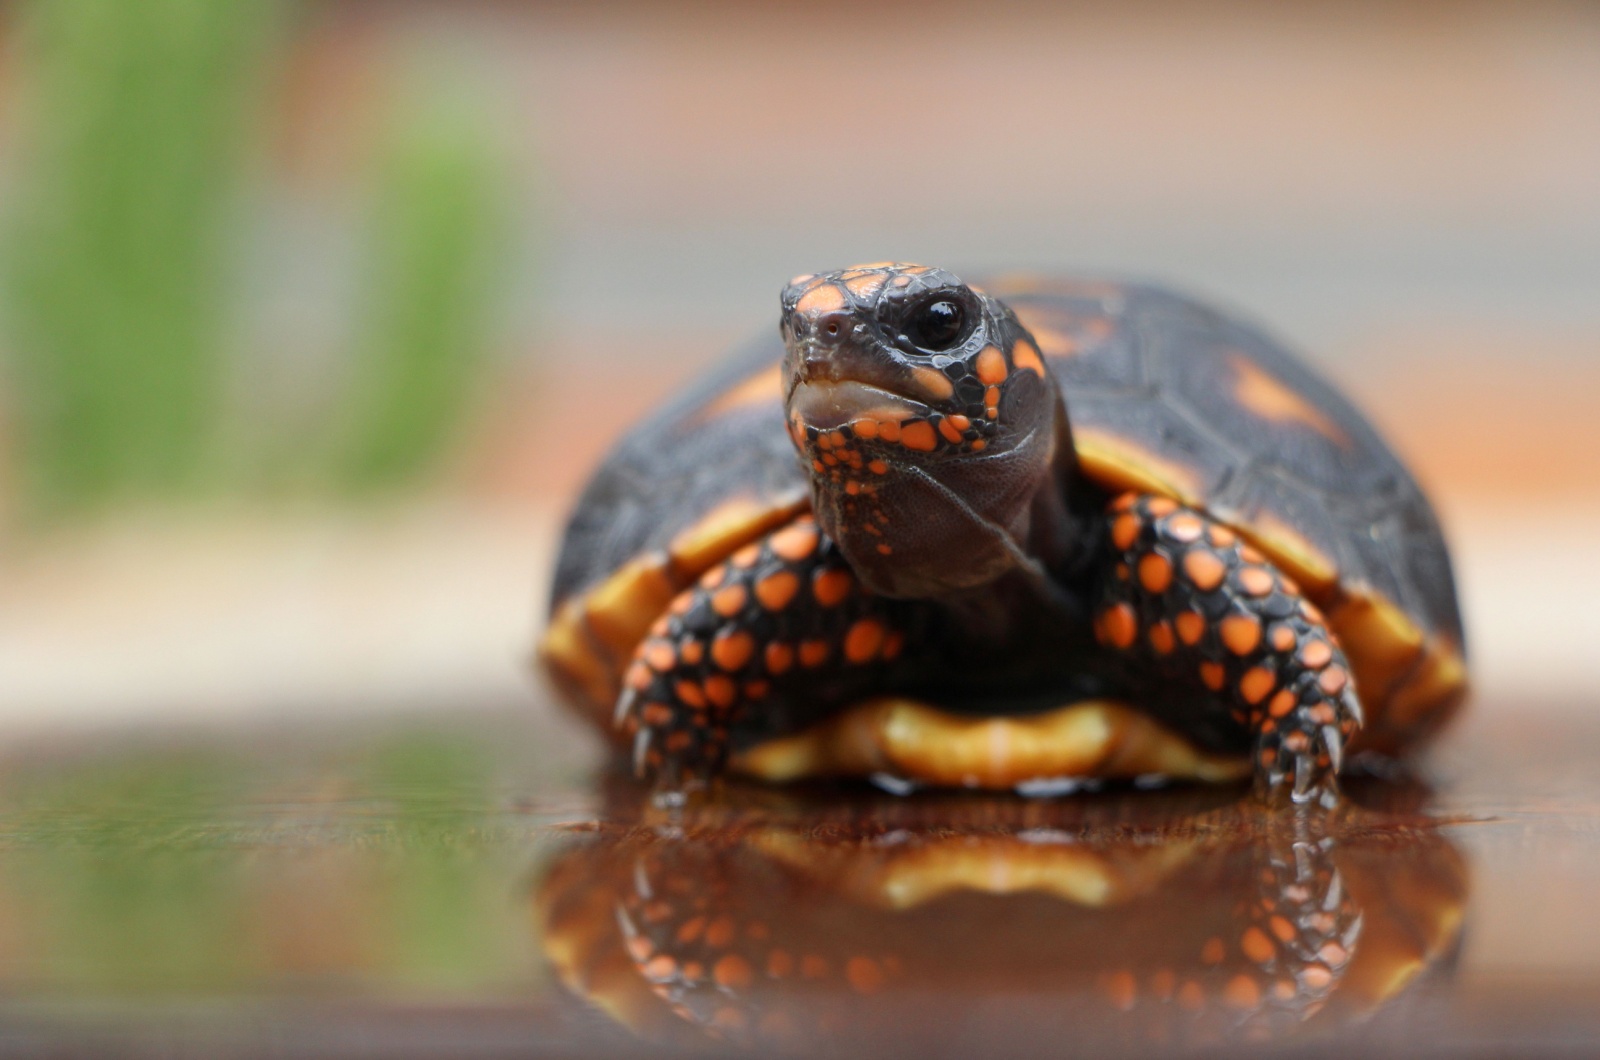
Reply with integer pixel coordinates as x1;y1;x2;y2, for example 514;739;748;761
538;779;1467;1055
0;702;1594;1057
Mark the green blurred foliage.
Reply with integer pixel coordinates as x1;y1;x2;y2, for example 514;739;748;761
4;0;279;512
0;726;551;997
1;0;522;517
338;80;513;491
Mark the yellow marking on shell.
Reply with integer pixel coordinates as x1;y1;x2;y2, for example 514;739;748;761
1011;337;1046;378
1073;427;1206;507
1074;428;1460;747
538;598;618;711
1228;353;1351;447
1230;510;1341;594
576;553;678;675
1328;592;1424;710
1009;305;1080;358
538;492;809;723
751;829;1198;912
730;697;1249;789
667;493;808;577
691;364;785;423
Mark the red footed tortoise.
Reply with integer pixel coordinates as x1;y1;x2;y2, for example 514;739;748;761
541;265;1467;807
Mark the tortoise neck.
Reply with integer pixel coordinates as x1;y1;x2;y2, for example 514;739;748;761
1023;398;1100;581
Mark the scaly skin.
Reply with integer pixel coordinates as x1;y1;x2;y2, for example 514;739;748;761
615;516;919;789
1094;493;1361;808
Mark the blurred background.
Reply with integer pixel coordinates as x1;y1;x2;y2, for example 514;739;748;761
0;0;1596;1027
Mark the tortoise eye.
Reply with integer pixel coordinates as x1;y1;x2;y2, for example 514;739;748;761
905;299;967;351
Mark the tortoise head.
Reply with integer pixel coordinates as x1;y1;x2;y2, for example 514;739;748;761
781;263;1063;598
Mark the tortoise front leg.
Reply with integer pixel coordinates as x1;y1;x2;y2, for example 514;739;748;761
1094;494;1362;808
616;516;914;792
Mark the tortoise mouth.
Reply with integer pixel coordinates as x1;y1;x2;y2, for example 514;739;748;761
787;378;934;433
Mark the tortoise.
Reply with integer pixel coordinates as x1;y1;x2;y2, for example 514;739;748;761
540;264;1467;807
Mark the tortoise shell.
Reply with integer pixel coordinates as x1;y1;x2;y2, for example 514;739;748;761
543;277;1466;763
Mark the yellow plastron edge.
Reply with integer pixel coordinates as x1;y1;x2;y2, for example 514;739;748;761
731;697;1249;790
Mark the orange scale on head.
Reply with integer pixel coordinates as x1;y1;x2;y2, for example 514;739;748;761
970;439;987;451
900;421;937;451
878;419;903;443
795;283;846;316
938;418;964;444
1176;611;1206;645
1149;621;1175;655
680;640;704;666
1270;624;1296;652
975;345;1008;385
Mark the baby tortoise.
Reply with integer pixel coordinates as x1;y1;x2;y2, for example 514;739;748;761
542;264;1467;808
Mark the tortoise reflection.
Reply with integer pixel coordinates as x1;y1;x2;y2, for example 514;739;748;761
536;782;1467;1053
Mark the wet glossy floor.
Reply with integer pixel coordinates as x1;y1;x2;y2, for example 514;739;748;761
0;697;1596;1058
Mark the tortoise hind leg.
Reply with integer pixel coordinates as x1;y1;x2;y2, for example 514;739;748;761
617;515;917;792
1094;493;1362;809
